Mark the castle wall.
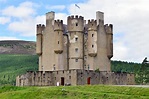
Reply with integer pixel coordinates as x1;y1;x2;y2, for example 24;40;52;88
16;70;135;86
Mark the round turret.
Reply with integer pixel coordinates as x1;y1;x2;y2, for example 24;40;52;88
54;20;64;54
105;24;113;59
36;24;45;55
87;20;97;57
54;20;64;31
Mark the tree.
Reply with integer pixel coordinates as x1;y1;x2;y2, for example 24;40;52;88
136;57;149;84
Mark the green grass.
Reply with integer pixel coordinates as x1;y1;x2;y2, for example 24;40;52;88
0;54;38;85
0;85;149;99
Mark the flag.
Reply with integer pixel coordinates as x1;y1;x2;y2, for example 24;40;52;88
75;4;80;9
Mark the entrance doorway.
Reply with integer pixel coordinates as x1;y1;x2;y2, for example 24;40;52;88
61;77;64;86
87;77;91;85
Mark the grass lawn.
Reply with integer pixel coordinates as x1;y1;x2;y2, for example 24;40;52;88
0;85;149;99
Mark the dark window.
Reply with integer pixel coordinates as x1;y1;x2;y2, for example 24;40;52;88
92;45;94;48
75;37;78;41
58;41;59;44
76;23;78;26
76;59;78;62
75;48;78;52
92;34;94;37
69;76;71;79
53;64;55;70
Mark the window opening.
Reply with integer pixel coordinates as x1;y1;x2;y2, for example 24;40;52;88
76;59;78;62
75;37;78;41
92;45;94;48
76;23;78;26
75;48;78;52
53;64;55;70
58;41;59;44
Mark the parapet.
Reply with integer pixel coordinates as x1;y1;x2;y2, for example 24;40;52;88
54;19;64;31
88;19;97;31
104;24;113;34
37;24;45;34
67;15;84;32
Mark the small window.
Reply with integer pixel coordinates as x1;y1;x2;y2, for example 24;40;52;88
75;37;78;41
76;23;78;26
76;59;78;62
58;32;59;35
84;65;86;69
75;48;78;52
69;76;71;79
58;41;59;44
55;77;56;80
92;34;94;37
92;45;94;48
88;65;90;70
53;64;55;70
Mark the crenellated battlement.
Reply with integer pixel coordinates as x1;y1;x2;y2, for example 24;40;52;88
68;15;84;20
88;19;97;31
67;15;84;32
54;19;64;31
105;24;113;34
37;24;45;34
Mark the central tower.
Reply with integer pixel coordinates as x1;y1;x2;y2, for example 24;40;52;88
67;15;84;69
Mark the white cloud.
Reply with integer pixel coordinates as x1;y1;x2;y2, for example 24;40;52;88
0;17;10;24
55;13;68;24
1;1;37;18
1;1;40;37
0;36;19;41
46;5;66;11
68;0;149;62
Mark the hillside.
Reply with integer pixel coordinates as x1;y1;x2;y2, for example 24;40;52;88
0;40;36;55
0;85;149;99
0;54;38;85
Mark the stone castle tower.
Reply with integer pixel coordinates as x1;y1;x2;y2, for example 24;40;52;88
36;11;113;72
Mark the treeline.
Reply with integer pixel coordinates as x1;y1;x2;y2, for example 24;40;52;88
111;60;141;73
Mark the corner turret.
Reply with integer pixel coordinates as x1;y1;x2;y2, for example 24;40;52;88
36;24;45;55
105;24;113;59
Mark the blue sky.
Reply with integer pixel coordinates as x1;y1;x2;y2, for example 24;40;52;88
0;0;149;62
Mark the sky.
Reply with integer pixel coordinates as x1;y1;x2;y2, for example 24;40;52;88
0;0;149;63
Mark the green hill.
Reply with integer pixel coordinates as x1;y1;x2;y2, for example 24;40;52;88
0;54;38;85
0;85;149;99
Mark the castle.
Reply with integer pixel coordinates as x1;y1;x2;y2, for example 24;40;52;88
16;11;135;86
